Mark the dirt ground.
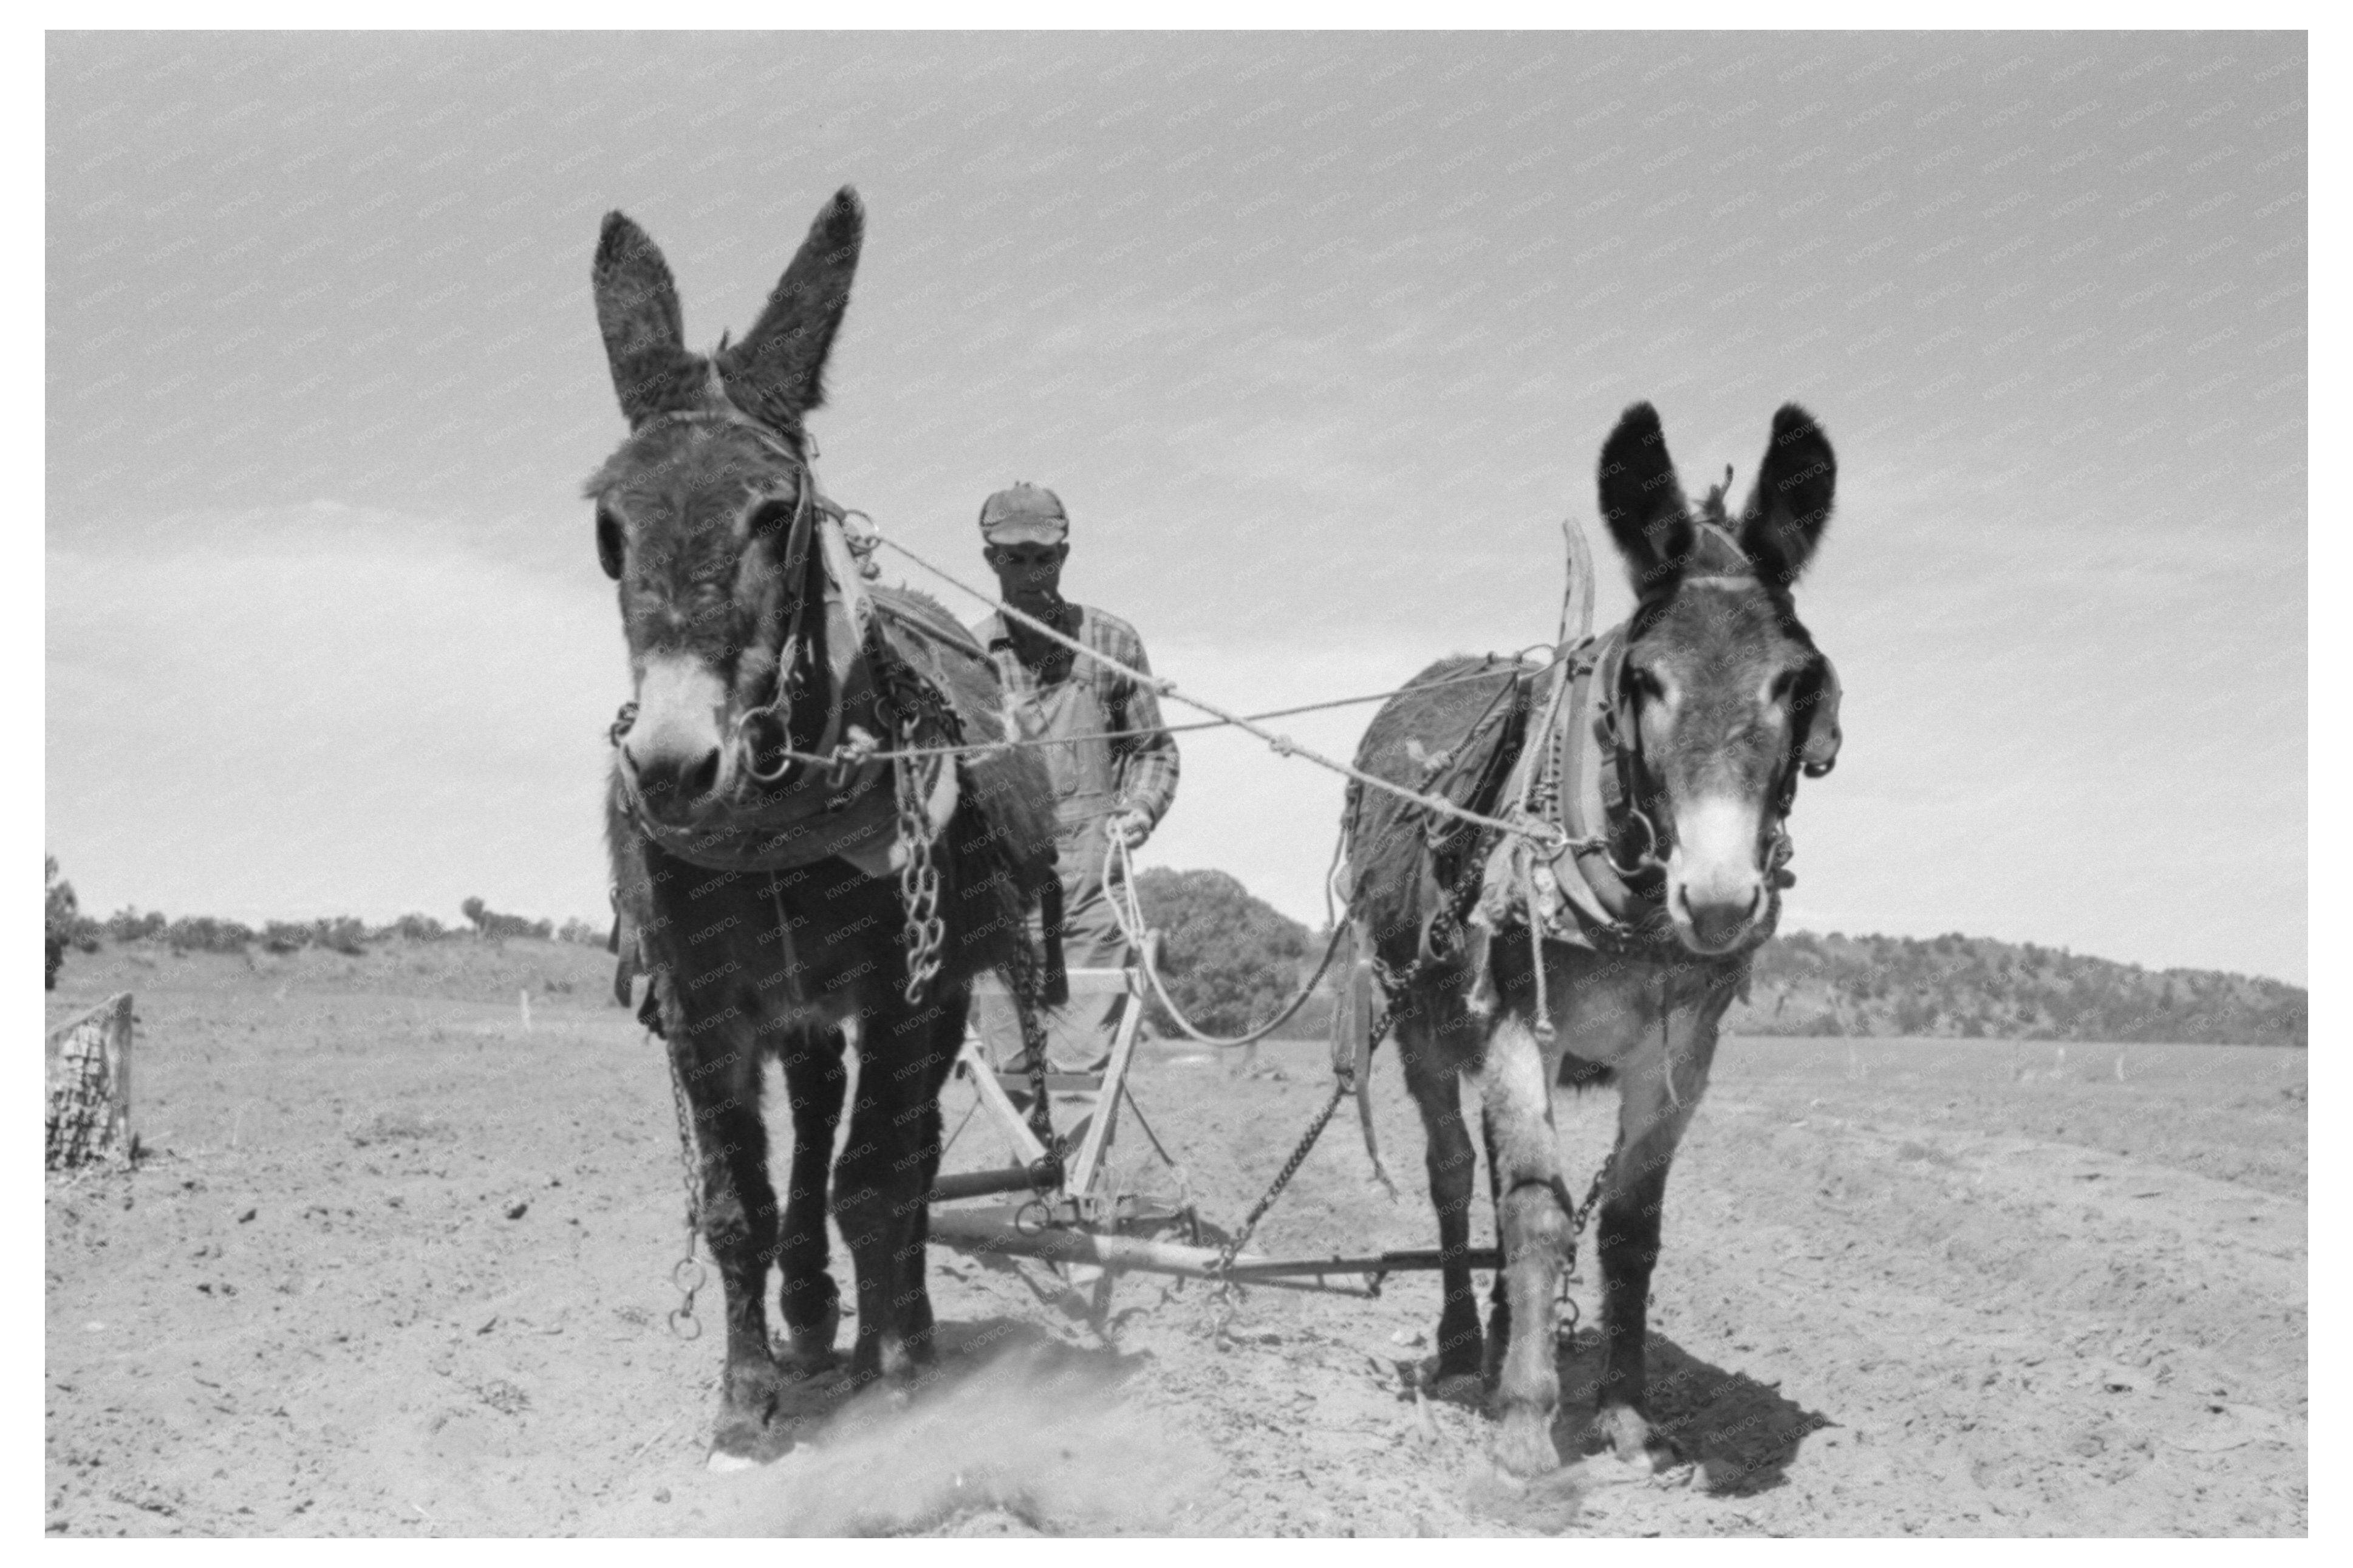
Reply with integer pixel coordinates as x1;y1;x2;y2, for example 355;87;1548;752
44;941;2307;1536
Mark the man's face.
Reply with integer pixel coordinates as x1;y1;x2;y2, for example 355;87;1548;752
985;540;1068;604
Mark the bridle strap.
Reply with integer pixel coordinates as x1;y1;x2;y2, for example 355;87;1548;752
1594;631;1664;887
767;479;820;712
1608;604;1819;874
1542;625;1659;932
626;403;855;779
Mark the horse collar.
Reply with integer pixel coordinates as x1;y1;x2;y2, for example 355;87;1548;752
1504;625;1670;952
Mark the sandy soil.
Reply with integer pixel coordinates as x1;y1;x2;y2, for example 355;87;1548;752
44;942;2306;1536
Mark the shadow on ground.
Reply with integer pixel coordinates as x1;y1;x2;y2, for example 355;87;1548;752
1554;1326;1832;1495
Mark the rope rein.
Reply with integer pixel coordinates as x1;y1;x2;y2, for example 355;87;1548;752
1101;834;1349;1051
711;662;1558;766
872;534;1574;853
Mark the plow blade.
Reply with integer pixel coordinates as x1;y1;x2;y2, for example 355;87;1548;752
926;1166;1050;1204
926;1208;1499;1293
1221;1246;1502;1280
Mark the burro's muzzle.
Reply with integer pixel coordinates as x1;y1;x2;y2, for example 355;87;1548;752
619;652;731;816
1663;794;1772;955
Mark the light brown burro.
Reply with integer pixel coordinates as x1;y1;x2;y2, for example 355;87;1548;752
584;188;1059;1468
1342;402;1843;1476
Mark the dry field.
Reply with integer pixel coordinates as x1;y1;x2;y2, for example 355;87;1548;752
44;940;2306;1536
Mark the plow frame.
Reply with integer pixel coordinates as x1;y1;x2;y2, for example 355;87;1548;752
928;948;1491;1298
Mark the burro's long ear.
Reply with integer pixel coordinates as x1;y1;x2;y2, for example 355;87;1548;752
1740;403;1837;587
1597;402;1693;596
593;213;704;426
1794;654;1843;778
717;186;865;431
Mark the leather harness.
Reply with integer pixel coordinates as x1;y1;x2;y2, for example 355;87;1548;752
1461;528;1842;955
1464;627;1668;955
606;406;1003;878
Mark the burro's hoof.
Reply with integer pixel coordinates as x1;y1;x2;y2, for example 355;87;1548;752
706;1447;762;1474
783;1303;841;1371
1414;1353;1484;1406
1594;1403;1683;1471
779;1338;841;1377
707;1378;787;1471
1492;1406;1563;1477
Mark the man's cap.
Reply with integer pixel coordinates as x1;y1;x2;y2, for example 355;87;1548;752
978;483;1068;545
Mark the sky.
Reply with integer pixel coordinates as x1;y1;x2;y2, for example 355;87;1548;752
45;31;2306;983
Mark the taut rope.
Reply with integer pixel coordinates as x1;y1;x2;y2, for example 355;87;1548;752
871;534;1574;853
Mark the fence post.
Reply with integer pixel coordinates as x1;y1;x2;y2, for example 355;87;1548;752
46;993;134;1170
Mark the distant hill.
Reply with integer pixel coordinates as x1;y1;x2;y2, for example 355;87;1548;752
44;935;622;1020
1725;930;2306;1047
1133;867;1320;1038
44;879;2305;1048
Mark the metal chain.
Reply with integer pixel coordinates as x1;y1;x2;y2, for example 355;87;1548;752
1205;744;1577;1338
1211;1077;1357;1284
1206;841;1491;1337
865;639;958;1009
997;933;1065;1188
1568;1154;1613;1236
657;1024;708;1341
892;715;949;1007
872;632;1056;1184
1551;1152;1617;1347
1020;1001;1062;1189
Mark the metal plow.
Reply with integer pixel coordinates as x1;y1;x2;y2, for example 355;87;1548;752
929;952;1495;1300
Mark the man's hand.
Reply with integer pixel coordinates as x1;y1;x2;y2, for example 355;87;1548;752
1108;810;1151;851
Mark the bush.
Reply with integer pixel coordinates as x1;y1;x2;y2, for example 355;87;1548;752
165;916;256;953
248;917;369;956
461;896;553;941
45;856;77;989
382;912;452;942
1130;868;1314;1037
556;916;607;947
106;907;167;943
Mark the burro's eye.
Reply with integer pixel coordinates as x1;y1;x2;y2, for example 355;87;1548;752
595;506;624;580
1630;664;1665;700
1767;667;1798;703
749;496;797;540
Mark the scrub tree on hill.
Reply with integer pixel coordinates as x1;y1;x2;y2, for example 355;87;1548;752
1130;867;1313;1037
460;897;553;942
44;856;77;990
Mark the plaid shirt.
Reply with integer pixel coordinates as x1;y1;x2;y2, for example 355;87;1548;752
974;603;1181;830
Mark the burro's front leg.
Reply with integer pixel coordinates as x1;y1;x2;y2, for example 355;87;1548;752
1398;1006;1486;1392
1472;1008;1570;1476
1591;994;1715;1468
667;1017;785;1468
776;1023;848;1370
830;986;963;1386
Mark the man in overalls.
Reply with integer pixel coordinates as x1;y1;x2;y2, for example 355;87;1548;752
970;483;1180;1071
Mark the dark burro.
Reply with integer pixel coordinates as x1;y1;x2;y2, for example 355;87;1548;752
584;187;1060;1468
1341;403;1845;1476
